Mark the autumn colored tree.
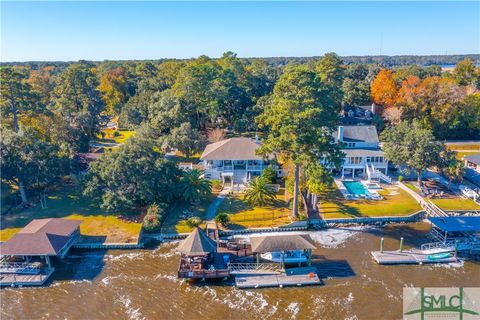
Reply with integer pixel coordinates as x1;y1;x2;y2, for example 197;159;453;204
370;69;398;108
453;58;479;87
98;67;128;115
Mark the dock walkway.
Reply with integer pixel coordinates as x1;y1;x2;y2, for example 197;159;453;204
371;250;457;265
0;268;54;287
235;267;321;289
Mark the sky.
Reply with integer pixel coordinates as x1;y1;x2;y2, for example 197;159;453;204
1;1;479;62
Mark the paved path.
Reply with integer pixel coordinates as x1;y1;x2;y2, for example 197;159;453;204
206;189;230;220
397;182;425;204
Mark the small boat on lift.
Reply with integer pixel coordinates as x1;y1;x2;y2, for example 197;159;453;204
260;250;309;264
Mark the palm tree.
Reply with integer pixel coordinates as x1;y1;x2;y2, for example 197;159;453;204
244;177;276;206
443;160;465;190
180;169;212;203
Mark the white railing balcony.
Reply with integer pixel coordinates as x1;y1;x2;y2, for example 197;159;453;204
246;165;264;171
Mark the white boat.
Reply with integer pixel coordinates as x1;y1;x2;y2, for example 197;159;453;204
260;250;308;264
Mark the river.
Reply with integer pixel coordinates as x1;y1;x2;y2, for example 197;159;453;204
1;222;479;320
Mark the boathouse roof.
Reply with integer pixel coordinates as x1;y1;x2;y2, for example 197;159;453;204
428;216;480;233
249;234;316;253
0;218;81;256
177;228;217;256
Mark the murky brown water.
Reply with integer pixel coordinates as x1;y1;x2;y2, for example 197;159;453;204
1;223;479;320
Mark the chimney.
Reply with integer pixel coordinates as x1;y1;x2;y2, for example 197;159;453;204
371;103;376;115
338;126;344;142
255;134;260;144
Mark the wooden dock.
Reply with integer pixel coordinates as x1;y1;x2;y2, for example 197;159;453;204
0;268;55;287
371;250;458;265
235;267;321;289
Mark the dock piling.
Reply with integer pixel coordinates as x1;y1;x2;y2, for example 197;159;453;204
399;237;404;252
380;238;384;253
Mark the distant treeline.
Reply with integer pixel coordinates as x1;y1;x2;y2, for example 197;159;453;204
2;54;479;71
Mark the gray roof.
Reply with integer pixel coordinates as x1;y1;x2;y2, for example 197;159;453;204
0;218;81;256
465;154;480;166
342;148;385;157
336;125;379;143
177;228;217;256
200;137;267;161
249;234;316;253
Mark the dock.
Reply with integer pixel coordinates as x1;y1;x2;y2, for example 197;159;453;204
371;250;458;265
0;268;55;287
235;267;321;289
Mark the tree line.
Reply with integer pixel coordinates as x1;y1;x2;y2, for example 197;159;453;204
1;52;479;218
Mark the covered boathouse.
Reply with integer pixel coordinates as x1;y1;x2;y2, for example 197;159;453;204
0;218;81;286
177;227;230;279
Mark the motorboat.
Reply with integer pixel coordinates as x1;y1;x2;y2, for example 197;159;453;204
260;250;308;264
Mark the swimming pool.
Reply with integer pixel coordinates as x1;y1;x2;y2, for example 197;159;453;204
343;180;370;195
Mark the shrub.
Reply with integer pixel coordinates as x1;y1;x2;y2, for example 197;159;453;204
142;203;165;232
186;216;202;228
261;166;277;184
214;212;230;226
211;180;222;191
398;175;404;182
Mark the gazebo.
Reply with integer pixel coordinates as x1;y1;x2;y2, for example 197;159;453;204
249;234;316;267
177;228;229;279
177;227;217;256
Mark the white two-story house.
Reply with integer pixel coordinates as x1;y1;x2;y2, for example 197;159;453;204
334;125;391;182
200;137;282;186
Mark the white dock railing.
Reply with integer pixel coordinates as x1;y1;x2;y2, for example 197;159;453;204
227;263;283;274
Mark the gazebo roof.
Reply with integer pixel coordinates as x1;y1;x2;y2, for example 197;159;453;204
177;228;217;256
249;234;316;253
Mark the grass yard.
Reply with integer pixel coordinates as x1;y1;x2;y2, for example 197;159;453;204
320;185;422;219
405;182;420;193
160;193;217;234
454;151;480;160
218;189;291;229
1;186;142;243
0;228;21;242
447;143;480;151
431;198;480;211
98;129;135;145
446;143;480;160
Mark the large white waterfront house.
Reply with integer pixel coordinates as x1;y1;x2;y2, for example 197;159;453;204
200;137;282;185
334;125;391;183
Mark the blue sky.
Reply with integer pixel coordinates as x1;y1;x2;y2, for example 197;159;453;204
1;1;479;61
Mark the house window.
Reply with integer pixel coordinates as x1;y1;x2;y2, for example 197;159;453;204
349;157;362;164
346;142;356;148
366;156;384;163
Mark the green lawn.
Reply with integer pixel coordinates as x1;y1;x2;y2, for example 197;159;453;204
447;143;480;151
455;151;480;160
431;198;480;211
217;189;291;229
405;182;420;193
1;185;142;243
97;129;135;145
320;185;422;219
160;193;217;234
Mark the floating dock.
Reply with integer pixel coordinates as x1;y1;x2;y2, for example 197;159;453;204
0;268;55;287
371;250;457;265
235;267;321;289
